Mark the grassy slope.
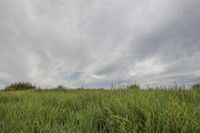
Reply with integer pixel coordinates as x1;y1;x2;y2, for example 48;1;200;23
0;89;200;133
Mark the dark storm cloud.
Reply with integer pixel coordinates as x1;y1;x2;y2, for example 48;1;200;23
0;0;200;88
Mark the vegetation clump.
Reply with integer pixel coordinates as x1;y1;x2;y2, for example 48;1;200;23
192;83;200;90
57;85;65;89
128;84;140;90
4;82;36;91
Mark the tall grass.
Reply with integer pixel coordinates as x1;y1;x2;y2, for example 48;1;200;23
0;88;200;132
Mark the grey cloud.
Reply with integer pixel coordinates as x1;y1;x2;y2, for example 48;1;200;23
0;0;200;88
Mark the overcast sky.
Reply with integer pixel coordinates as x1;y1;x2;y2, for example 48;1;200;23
0;0;200;88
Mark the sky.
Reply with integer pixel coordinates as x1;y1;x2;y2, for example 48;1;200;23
0;0;200;88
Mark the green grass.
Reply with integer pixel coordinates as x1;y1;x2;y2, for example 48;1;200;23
0;88;200;133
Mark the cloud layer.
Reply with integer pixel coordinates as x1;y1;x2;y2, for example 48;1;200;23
0;0;200;88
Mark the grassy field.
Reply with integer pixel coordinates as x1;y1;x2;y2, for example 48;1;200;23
0;88;200;133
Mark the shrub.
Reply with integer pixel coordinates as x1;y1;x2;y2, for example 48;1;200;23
57;85;65;89
4;82;36;91
192;83;200;90
128;84;140;90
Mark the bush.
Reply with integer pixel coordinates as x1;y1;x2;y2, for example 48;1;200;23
192;83;200;90
128;84;140;90
57;85;65;89
4;82;36;91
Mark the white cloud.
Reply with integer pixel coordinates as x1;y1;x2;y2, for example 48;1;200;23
129;57;167;77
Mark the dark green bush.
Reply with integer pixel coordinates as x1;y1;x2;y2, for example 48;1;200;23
57;85;65;90
4;82;36;91
128;84;140;90
192;83;200;90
